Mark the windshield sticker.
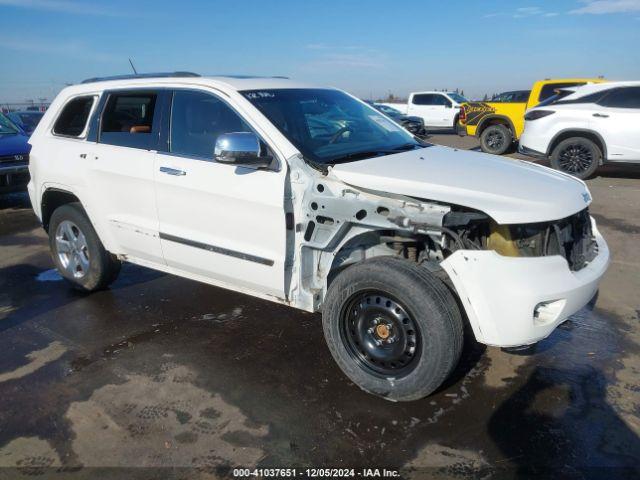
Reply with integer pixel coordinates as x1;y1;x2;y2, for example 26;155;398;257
244;91;276;100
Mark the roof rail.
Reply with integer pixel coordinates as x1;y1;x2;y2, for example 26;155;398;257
81;72;200;84
208;74;289;79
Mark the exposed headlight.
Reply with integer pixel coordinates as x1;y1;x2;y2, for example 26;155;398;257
524;110;555;121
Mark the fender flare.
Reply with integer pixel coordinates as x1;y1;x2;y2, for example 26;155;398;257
476;115;516;138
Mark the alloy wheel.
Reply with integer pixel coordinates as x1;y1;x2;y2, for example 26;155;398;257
486;131;505;151
558;144;594;174
55;220;90;279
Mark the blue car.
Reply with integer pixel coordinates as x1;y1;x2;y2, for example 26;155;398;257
0;112;31;193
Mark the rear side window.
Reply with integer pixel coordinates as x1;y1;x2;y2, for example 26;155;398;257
599;87;640;109
539;82;586;102
99;92;158;149
53;96;95;137
412;94;435;105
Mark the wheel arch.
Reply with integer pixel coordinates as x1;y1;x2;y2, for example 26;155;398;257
547;129;607;163
41;188;83;232
476;115;515;138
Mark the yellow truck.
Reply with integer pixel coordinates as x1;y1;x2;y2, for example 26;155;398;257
458;78;606;154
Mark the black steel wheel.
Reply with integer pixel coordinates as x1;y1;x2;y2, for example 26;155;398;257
341;292;420;378
551;137;601;179
322;257;464;401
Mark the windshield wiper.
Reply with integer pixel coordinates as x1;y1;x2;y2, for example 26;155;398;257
330;150;398;164
392;143;422;151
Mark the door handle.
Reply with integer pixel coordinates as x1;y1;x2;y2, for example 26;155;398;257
593;113;609;118
160;166;186;176
79;153;87;159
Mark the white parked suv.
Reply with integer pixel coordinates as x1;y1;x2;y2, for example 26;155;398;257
28;73;609;401
382;91;467;129
519;81;640;179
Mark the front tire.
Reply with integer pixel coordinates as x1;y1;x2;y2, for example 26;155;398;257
48;203;121;292
550;137;601;179
480;124;512;155
322;257;463;401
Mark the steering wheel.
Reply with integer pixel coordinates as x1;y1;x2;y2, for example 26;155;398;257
329;125;353;144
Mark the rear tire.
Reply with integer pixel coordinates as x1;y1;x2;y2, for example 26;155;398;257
322;257;463;401
48;203;121;292
550;137;601;180
480;124;512;155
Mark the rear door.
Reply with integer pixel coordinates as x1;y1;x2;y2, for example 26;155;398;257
153;88;287;298
592;86;640;161
87;89;167;264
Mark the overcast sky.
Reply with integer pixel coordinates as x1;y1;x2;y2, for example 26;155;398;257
1;0;639;103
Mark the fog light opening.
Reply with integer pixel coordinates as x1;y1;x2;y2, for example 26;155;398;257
533;299;566;326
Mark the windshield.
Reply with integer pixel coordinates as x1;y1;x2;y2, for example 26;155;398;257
0;113;20;135
447;93;467;104
242;89;422;165
11;112;43;130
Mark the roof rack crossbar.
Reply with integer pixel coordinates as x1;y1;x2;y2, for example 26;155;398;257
81;72;200;84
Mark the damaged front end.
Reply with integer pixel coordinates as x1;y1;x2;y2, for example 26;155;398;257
440;207;598;272
286;153;601;316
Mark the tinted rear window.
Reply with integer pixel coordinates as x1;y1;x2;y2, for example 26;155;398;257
53;96;95;137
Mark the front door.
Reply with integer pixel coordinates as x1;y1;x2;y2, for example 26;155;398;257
154;89;287;298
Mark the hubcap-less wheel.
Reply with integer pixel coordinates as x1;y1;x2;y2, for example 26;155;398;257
340;292;420;378
55;220;90;279
558;144;593;174
486;130;505;150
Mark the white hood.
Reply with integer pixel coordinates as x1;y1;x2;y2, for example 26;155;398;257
331;146;590;224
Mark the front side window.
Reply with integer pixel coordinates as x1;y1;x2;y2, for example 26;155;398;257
100;92;158;149
599;87;640;109
433;95;452;107
242;89;421;165
53;96;94;137
170;90;251;159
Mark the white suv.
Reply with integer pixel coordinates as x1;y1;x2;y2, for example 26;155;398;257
519;81;640;179
28;73;609;401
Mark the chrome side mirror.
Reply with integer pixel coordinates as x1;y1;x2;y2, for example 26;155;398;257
214;132;273;168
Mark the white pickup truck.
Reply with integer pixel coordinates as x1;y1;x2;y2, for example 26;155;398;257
28;74;609;401
383;91;467;129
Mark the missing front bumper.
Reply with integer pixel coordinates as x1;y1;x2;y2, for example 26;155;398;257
440;218;609;347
